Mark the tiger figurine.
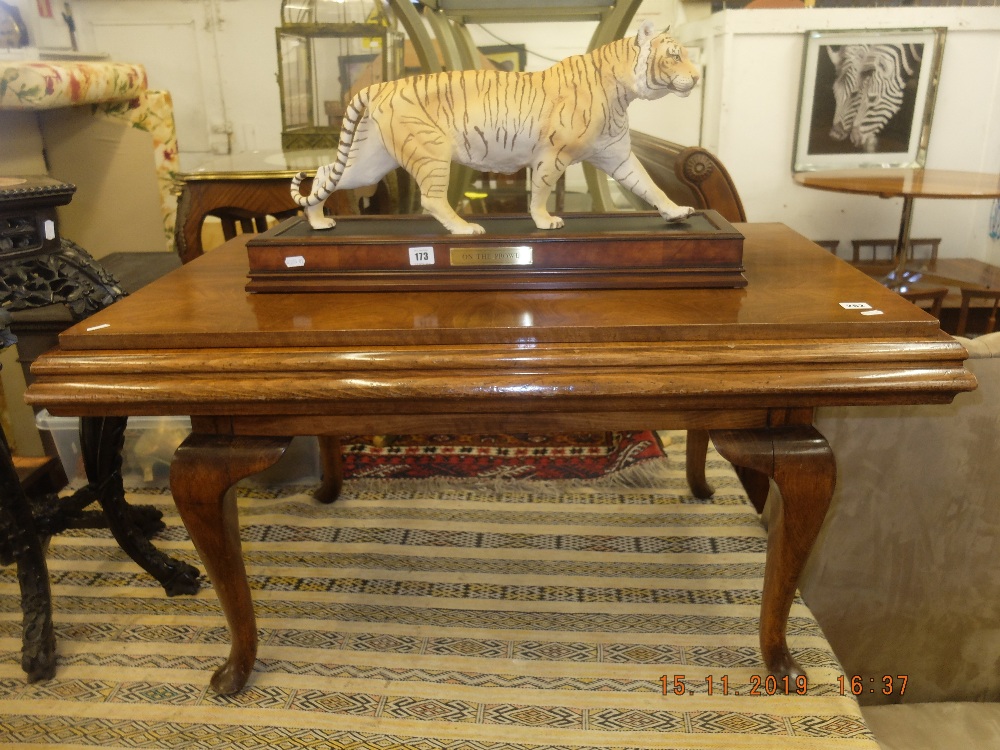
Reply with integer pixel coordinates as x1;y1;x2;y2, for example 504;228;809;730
291;20;700;235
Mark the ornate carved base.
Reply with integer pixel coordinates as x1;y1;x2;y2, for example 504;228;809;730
1;225;201;682
0;428;56;682
81;417;201;596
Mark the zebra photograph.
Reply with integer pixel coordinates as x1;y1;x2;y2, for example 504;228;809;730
815;43;923;155
793;28;946;172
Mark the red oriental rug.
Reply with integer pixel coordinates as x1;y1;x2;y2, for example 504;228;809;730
339;431;667;481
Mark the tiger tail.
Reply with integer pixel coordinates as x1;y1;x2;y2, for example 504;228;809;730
290;88;371;208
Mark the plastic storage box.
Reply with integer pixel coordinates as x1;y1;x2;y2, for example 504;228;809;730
35;410;320;486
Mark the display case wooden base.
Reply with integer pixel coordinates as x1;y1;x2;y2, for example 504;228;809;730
245;210;745;292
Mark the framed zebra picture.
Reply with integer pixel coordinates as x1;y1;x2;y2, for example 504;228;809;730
792;27;946;172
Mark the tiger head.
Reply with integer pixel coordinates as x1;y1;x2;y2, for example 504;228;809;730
633;21;700;101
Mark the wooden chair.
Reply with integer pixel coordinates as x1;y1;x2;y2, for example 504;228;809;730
956;288;1000;336
900;287;948;320
851;238;941;263
813;240;840;254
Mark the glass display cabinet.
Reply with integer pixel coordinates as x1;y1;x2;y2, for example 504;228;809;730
277;0;404;150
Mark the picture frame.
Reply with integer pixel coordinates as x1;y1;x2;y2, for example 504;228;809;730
792;27;946;172
338;52;379;98
479;44;527;73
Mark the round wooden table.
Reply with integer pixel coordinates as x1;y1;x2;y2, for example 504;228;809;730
793;168;1000;288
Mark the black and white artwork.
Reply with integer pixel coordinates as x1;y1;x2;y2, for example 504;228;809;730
793;28;946;172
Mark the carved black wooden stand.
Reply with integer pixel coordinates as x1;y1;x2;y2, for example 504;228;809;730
0;177;200;682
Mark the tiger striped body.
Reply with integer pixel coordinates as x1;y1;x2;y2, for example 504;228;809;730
291;21;699;235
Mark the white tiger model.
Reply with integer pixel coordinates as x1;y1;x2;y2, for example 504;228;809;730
291;21;700;235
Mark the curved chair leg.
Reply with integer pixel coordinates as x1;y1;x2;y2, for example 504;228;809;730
0;430;56;682
314;435;343;504
685;429;713;499
711;425;835;679
81;416;201;596
171;434;289;694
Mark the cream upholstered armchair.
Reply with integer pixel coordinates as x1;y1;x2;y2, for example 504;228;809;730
788;332;1000;749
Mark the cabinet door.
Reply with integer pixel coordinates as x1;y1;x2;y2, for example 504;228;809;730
79;0;229;169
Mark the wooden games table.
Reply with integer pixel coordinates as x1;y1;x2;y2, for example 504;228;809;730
25;221;976;695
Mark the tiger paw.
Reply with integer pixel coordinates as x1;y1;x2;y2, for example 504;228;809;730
307;216;337;230
532;215;565;230
451;222;486;235
304;204;336;230
661;205;695;223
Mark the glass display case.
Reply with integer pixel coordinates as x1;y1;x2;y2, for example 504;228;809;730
277;0;404;150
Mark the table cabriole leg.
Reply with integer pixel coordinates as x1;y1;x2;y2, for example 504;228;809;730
709;425;835;679
313;435;343;504
684;429;714;499
734;465;770;514
170;434;290;694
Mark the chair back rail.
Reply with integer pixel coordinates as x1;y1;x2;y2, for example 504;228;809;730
629;131;747;223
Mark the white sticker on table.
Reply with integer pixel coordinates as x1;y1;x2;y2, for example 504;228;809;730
409;246;435;266
861;309;884;316
285;255;306;268
839;302;872;310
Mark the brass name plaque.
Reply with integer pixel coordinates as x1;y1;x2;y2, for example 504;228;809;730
450;246;533;267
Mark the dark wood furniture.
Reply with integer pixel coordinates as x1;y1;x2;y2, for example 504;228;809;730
851;237;941;264
1;178;198;684
957;288;1000;336
793;168;1000;288
900;287;948;320
25;222;974;695
173;150;398;264
630;131;747;223
853;257;1000;334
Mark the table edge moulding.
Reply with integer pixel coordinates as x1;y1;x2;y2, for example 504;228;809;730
24;221;977;695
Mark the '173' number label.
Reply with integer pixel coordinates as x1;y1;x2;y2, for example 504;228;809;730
409;246;435;266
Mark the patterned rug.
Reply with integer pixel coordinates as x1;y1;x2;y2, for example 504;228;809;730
0;431;877;749
339;431;666;481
